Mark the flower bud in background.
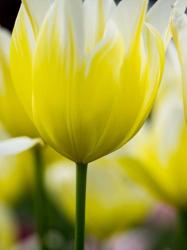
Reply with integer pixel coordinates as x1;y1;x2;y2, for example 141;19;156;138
0;150;34;204
119;44;187;208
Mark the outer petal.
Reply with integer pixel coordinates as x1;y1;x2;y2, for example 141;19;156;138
120;24;165;146
22;0;54;35
10;4;35;119
0;27;37;137
172;13;187;120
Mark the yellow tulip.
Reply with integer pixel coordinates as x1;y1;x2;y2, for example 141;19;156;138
0;27;37;138
46;156;154;238
10;0;179;164
120;45;187;208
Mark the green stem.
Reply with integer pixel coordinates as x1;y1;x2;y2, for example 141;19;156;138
176;209;187;250
75;163;88;250
33;145;48;250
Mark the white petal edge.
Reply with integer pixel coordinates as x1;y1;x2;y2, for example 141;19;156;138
147;0;176;47
112;0;148;53
0;137;43;156
22;0;54;35
83;0;116;51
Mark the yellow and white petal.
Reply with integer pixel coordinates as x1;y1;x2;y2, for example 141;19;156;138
0;137;42;156
22;0;54;35
172;13;187;120
83;0;115;51
121;24;164;145
33;0;86;161
10;4;35;119
112;0;148;54
147;0;177;47
0;27;37;137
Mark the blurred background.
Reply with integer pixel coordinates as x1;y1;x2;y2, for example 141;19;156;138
1;0;187;250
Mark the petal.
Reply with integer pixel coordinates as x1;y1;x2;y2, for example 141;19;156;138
112;0;148;53
157;42;182;103
0;27;37;137
84;0;116;51
120;24;165;146
0;137;42;156
22;0;54;35
172;13;187;120
10;4;35;119
32;0;85;161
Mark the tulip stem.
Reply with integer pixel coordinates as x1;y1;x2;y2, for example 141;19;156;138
75;163;88;250
33;145;48;250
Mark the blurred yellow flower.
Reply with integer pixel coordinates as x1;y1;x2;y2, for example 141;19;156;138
0;204;17;250
9;0;176;163
0;151;34;204
46;157;154;238
0;27;37;138
120;46;187;208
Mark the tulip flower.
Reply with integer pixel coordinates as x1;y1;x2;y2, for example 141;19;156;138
119;44;187;247
46;156;154;238
10;0;177;249
11;0;180;164
120;44;187;208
